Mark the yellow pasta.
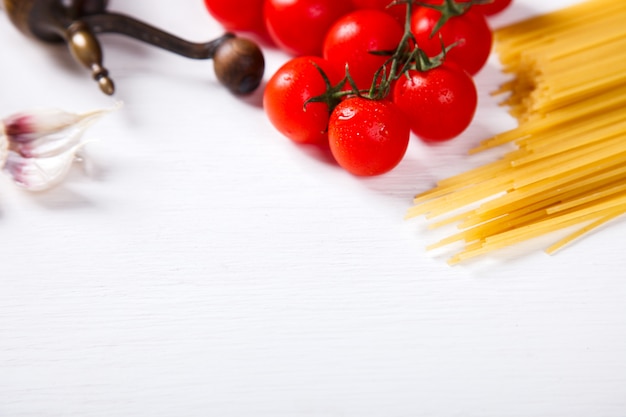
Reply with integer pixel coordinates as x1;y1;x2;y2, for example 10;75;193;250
407;0;626;264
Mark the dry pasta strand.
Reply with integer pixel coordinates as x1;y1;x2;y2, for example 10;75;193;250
407;0;626;264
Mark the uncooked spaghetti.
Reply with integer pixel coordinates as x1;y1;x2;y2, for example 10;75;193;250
407;0;626;264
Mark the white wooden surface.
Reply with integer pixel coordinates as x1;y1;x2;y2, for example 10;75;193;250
1;1;625;416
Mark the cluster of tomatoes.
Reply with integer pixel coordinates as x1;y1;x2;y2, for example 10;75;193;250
203;0;513;176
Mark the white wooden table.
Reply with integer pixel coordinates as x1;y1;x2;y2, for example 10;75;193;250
1;1;625;416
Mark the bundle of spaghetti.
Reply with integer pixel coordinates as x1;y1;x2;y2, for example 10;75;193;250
406;0;626;264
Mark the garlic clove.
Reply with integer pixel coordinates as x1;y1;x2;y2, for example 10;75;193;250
1;102;121;191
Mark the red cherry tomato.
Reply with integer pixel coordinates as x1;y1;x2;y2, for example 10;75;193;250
323;10;404;91
264;0;354;56
203;0;266;35
328;97;410;176
350;0;407;25
461;0;513;15
420;0;512;16
410;5;492;75
392;63;477;142
264;56;342;145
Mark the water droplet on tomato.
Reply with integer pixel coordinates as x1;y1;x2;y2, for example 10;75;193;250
337;108;356;121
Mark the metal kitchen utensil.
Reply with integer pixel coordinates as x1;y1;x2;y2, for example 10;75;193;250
2;0;265;95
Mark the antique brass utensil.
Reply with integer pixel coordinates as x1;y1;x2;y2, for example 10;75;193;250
2;0;265;95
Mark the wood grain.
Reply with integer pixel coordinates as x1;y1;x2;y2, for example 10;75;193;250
1;1;625;416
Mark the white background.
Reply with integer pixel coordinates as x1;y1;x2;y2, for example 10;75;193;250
1;1;625;416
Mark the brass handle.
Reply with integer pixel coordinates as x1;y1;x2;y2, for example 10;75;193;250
66;20;114;95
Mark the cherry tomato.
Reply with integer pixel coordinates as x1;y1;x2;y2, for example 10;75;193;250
264;0;354;56
420;0;512;16
461;0;513;15
410;5;492;75
350;0;407;25
203;0;266;35
323;10;404;91
328;97;410;176
264;56;342;145
392;63;477;142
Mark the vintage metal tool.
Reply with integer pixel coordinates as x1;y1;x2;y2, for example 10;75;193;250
1;0;265;95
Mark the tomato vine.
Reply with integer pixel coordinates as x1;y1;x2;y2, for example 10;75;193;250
204;0;514;175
